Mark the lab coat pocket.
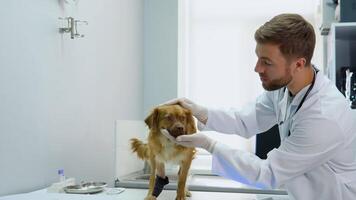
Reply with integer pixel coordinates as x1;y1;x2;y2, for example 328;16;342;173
338;171;356;196
344;181;356;199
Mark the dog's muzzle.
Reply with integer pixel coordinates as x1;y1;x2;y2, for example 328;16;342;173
168;125;185;138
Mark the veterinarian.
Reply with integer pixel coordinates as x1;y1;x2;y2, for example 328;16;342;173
162;13;356;200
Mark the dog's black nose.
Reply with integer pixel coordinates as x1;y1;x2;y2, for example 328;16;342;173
175;126;185;135
177;126;184;132
169;125;185;138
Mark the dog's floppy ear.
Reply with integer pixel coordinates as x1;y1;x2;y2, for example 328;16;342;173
185;110;197;134
144;108;159;131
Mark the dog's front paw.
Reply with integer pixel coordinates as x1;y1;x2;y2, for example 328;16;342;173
175;194;187;200
185;189;192;197
144;195;157;200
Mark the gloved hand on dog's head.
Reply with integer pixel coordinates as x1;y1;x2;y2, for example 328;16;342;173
161;129;217;153
160;98;208;124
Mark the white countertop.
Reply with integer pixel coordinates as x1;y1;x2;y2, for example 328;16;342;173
0;188;290;200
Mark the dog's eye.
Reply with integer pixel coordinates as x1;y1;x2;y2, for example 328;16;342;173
179;116;186;121
165;114;174;121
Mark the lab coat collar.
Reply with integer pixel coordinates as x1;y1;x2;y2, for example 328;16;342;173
277;87;291;125
277;85;306;122
309;66;324;96
278;87;289;114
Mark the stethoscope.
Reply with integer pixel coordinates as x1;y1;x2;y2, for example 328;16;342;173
280;67;319;137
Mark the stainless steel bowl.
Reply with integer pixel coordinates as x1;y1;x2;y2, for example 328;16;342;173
81;181;107;188
63;182;107;194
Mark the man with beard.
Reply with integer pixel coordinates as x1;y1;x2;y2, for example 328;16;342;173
162;14;356;200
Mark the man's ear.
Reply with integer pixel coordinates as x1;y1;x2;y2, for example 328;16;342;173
185;110;197;134
295;57;306;71
144;108;159;130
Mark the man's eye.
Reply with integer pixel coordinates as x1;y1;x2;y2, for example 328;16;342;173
263;60;272;66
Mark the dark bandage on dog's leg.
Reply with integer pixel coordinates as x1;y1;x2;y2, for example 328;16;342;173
152;175;169;197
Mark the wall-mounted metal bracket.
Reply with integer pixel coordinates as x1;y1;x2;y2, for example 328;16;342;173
59;17;88;39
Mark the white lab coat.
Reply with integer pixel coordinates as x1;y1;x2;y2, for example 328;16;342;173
201;71;356;200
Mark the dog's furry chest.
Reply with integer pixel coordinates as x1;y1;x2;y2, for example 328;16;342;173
155;138;187;164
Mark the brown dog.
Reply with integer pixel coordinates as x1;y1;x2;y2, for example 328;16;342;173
130;104;196;200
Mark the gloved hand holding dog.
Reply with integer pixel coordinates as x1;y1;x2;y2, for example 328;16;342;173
161;98;208;124
161;129;217;153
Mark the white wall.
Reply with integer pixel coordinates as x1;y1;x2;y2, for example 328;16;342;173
143;0;179;115
184;0;322;109
0;0;143;196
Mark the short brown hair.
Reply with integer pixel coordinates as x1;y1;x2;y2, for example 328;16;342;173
254;13;315;65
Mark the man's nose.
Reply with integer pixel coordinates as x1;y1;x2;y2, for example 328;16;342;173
254;62;263;73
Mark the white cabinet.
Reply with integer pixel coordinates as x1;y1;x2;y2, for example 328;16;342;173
326;23;356;92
